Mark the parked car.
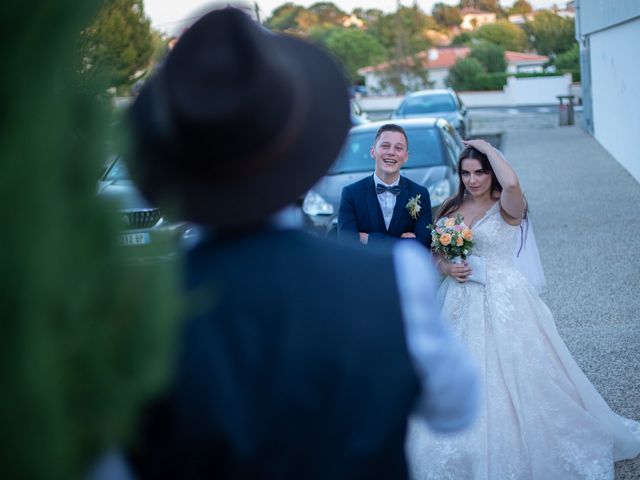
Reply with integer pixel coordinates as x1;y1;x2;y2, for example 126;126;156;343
98;156;200;259
391;88;470;139
302;117;463;236
350;98;369;125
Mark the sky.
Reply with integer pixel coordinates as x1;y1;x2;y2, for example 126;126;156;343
144;0;561;34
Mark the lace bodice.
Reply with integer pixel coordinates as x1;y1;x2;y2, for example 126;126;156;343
469;201;519;267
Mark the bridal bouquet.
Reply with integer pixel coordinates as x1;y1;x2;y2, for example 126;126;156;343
428;214;474;260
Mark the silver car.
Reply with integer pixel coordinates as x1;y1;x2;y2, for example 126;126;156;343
302;117;462;236
98;156;200;259
391;88;470;139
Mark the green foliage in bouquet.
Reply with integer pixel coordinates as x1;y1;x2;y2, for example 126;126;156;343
0;1;179;478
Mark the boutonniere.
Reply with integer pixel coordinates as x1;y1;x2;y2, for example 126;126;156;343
406;194;422;220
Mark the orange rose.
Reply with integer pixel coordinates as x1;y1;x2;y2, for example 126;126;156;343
456;236;464;246
462;227;473;241
440;233;452;246
444;217;456;228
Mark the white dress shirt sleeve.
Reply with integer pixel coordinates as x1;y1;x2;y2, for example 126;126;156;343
392;241;479;432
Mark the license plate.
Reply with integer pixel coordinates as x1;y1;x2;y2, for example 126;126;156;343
119;232;151;246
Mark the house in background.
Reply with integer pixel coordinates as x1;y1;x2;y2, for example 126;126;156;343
358;47;548;93
342;13;364;28
460;8;496;30
576;0;640;182
555;1;576;19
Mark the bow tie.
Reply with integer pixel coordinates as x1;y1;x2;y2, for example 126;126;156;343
376;184;401;196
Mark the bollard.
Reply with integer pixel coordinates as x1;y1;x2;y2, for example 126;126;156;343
557;95;575;126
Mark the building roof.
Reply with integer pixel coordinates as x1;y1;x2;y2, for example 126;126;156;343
505;51;549;64
358;47;549;74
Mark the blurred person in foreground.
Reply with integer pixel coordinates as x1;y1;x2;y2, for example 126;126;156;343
125;8;478;479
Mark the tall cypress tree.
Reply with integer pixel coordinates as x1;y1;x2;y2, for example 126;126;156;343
0;1;178;478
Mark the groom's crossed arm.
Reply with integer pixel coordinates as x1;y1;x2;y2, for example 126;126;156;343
338;186;392;246
338;186;433;248
369;191;432;248
337;187;362;244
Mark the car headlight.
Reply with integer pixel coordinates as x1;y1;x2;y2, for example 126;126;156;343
180;225;202;249
302;190;334;216
428;179;451;206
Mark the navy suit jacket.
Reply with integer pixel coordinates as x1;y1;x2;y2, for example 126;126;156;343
338;175;432;248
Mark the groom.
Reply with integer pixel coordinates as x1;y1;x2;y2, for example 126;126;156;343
338;124;432;248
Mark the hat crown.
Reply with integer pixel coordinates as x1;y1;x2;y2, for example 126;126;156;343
163;9;299;171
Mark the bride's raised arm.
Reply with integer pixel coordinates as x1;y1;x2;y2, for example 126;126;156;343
463;139;524;221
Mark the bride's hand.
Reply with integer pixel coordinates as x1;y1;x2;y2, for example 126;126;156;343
462;138;496;155
440;260;472;283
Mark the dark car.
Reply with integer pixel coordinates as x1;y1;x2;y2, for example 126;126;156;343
98;156;200;259
391;88;470;139
302;117;463;236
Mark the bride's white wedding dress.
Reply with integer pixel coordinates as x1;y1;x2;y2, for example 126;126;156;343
407;202;640;480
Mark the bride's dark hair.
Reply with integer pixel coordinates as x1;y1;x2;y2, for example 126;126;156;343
435;146;502;221
435;145;530;255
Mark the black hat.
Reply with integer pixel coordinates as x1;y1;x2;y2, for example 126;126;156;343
128;7;350;230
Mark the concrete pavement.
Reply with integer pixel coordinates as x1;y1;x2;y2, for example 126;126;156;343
502;126;640;479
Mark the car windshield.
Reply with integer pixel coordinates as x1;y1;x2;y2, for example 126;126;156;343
329;127;443;174
103;157;129;181
398;93;457;115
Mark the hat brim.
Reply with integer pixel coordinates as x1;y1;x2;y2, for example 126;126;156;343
130;30;350;231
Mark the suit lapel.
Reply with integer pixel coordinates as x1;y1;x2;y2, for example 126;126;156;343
363;176;386;231
388;177;409;235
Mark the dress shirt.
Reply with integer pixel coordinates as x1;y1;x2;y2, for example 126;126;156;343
373;173;400;230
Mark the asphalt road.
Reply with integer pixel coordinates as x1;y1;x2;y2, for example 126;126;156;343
502;125;640;479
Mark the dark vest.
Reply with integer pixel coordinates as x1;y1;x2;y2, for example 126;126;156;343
131;229;420;480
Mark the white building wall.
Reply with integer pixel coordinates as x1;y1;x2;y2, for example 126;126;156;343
503;74;571;105
589;16;640;182
429;69;449;89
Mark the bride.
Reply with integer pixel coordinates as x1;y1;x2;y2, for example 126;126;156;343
407;139;640;479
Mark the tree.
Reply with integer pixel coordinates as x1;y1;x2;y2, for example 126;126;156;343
554;43;579;70
508;0;533;15
79;0;154;91
470;41;506;73
265;3;318;34
475;20;529;51
432;3;462;28
451;31;474;45
447;57;485;90
459;0;503;14
325;29;387;83
308;2;346;27
371;5;433;94
352;7;384;27
2;0;178;478
369;5;433;54
525;11;576;56
307;25;341;47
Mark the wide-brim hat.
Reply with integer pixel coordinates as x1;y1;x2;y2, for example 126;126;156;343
128;7;350;230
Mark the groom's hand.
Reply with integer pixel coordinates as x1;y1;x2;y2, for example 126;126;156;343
401;232;416;238
359;232;369;245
